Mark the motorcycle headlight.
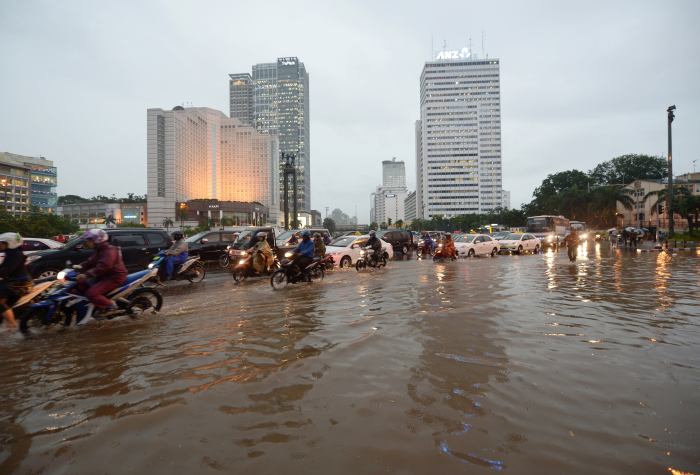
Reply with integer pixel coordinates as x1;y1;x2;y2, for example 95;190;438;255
547;236;552;242
360;250;365;256
26;255;42;264
238;258;247;265
284;251;293;258
240;251;247;257
56;270;66;281
148;263;155;269
226;245;231;250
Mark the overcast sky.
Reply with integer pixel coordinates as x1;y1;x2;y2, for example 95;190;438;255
1;0;699;222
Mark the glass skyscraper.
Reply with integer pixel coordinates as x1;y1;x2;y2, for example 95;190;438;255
230;58;310;212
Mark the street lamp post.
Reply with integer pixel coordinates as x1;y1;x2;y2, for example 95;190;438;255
667;105;676;237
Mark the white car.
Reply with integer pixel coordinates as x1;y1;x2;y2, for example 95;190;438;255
498;233;541;254
0;238;64;264
453;234;500;257
325;234;394;268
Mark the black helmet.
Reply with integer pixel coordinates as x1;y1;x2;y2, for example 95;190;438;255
172;231;184;240
369;230;376;236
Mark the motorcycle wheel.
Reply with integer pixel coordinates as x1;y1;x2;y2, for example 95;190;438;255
218;254;230;269
188;262;206;283
379;256;387;268
310;267;324;282
355;260;366;272
271;270;288;290
126;288;163;316
232;269;247;282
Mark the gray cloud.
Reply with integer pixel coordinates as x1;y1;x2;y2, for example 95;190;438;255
1;0;698;222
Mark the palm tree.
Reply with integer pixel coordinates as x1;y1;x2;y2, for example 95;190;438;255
162;217;174;231
395;219;404;229
589;185;634;227
104;214;117;228
643;186;692;230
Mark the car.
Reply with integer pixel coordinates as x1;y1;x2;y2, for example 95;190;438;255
25;228;173;278
491;231;510;241
453;234;500;257
0;238;65;265
276;228;332;253
186;229;242;262
325;234;394;268
377;229;414;254
498;232;541;255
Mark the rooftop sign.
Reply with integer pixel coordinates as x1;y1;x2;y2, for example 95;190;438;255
435;47;471;61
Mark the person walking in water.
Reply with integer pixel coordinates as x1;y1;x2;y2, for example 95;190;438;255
564;228;579;262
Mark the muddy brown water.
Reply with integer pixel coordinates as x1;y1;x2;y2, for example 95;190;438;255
1;245;699;474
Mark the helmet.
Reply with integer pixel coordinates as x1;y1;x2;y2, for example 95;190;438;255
0;232;23;249
257;232;267;240
172;231;184;240
313;232;321;238
446;233;452;237
81;229;109;244
301;230;311;238
369;230;376;236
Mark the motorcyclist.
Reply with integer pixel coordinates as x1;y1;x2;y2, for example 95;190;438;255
163;231;188;280
0;233;32;331
252;232;274;273
365;230;383;265
442;233;457;259
313;232;326;258
292;230;315;275
75;229;128;319
422;232;435;256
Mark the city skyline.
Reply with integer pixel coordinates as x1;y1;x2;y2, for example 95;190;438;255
1;1;699;222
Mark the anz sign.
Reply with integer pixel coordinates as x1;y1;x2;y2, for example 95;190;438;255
435;47;471;61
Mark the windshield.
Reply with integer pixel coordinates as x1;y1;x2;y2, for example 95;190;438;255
458;234;476;243
506;233;523;240
329;236;355;247
62;236;84;249
185;231;209;243
230;230;257;249
276;230;297;242
492;231;509;239
527;217;551;233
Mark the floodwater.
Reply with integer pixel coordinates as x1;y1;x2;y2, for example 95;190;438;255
1;244;699;474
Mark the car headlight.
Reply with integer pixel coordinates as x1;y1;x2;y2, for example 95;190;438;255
240;251;247;257
26;255;42;264
581;233;588;239
56;270;66;280
284;251;293;258
547;236;553;242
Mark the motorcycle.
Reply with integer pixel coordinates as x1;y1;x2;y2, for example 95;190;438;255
270;252;325;290
432;244;457;262
19;265;163;334
218;251;231;269
320;254;335;271
231;249;280;282
417;241;435;259
150;252;206;284
355;247;386;271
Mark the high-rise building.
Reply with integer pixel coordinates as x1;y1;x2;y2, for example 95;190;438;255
0;152;57;215
146;106;279;227
404;191;417;222
228;73;253;125
372;158;408;225
383;157;406;188
416;48;502;218
501;189;511;209
230;57;310;213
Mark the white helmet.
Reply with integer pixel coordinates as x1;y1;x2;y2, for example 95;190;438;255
0;232;23;249
81;228;109;244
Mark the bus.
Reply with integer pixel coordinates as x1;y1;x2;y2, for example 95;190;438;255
526;215;570;248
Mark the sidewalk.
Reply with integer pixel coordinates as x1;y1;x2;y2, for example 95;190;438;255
633;240;698;253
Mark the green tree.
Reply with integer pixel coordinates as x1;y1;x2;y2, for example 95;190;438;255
104;214;116;228
588;185;634;227
323;217;336;234
643;185;700;233
395;219;404;228
590;154;667;185
162;217;174;231
387;218;392;227
369;221;378;231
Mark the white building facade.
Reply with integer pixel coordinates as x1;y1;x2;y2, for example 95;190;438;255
501;189;511;209
146;106;278;227
416;52;502;218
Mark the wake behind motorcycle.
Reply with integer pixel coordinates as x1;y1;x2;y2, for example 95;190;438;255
355;248;386;271
270;252;325;290
19;266;163;334
231;249;280;282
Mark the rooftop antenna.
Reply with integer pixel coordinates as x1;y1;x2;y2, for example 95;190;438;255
482;30;486;58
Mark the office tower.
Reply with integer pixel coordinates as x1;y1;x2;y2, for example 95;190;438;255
228;73;253;125
416;49;502;218
230;57;310;213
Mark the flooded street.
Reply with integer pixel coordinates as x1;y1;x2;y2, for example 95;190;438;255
1;246;699;474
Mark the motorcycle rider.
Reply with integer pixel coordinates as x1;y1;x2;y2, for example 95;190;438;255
75;229;128;319
292;230;315;276
421;232;435;256
252;232;274;273
442;233;457;259
0;233;32;331
163;231;188;280
365;230;383;265
313;232;326;258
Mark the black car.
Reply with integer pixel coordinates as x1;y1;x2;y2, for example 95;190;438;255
26;228;172;279
185;229;242;262
377;229;414;254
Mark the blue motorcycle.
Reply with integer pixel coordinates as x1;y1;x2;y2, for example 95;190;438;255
19;265;163;335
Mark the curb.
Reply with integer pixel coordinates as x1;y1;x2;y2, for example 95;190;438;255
635;248;697;253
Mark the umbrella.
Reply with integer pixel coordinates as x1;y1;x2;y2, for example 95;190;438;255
607;228;617;233
624;227;636;232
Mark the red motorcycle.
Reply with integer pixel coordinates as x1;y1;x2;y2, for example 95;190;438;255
320;254;335;270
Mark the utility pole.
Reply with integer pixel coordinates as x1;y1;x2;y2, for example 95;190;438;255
281;152;298;230
667;105;676;237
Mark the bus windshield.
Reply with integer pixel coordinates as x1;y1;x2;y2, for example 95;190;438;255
527;215;570;235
